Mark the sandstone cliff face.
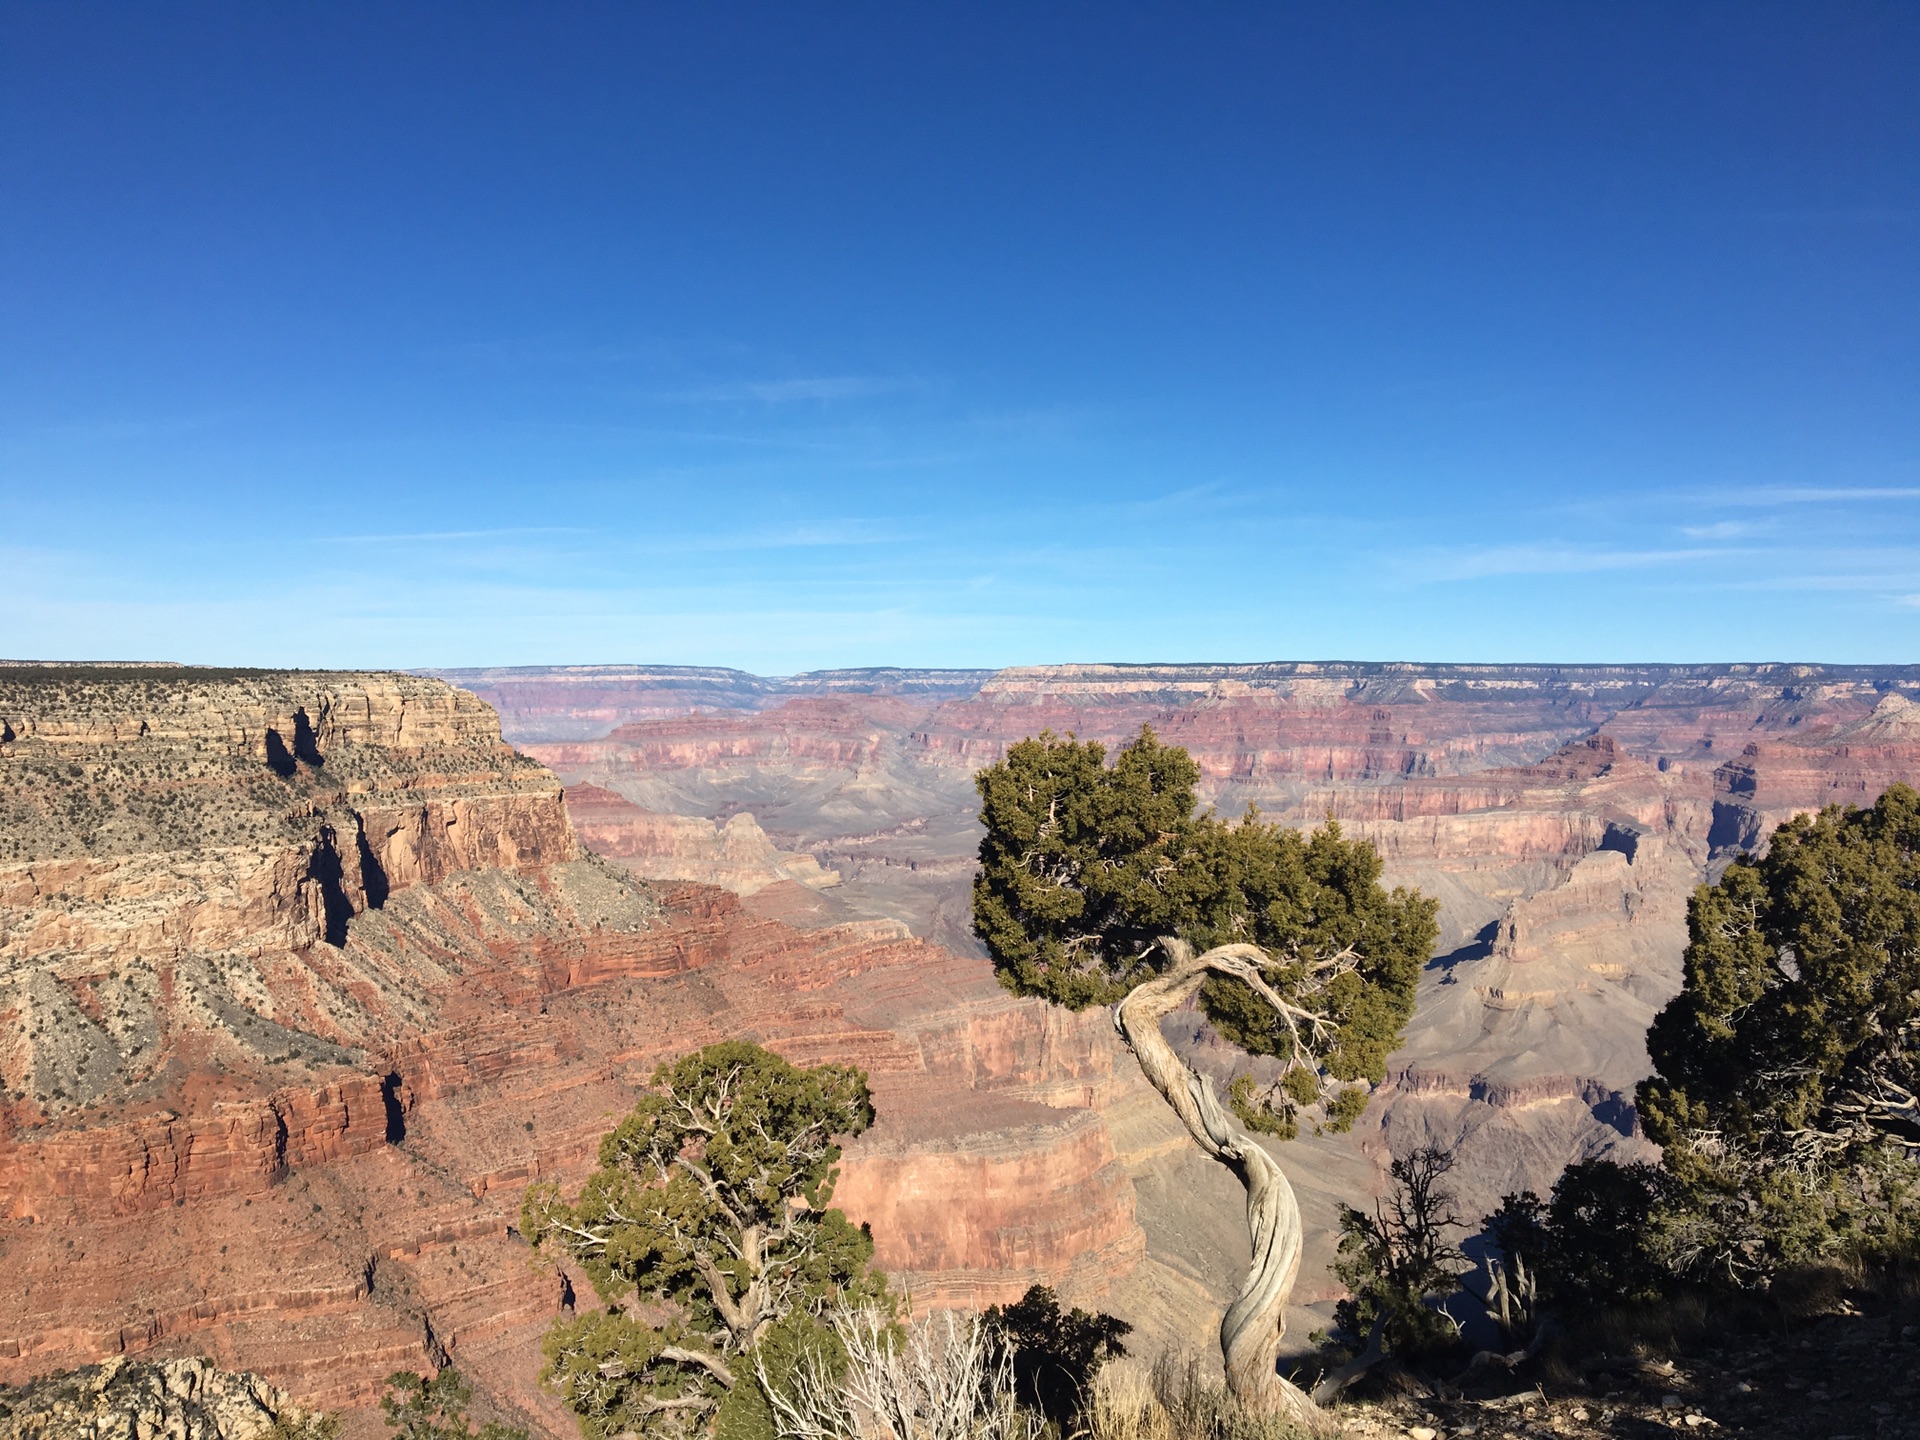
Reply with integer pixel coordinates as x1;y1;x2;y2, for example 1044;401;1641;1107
17;661;1920;1433
0;670;580;1123
0;669;1150;1436
431;667;994;744
0;883;1148;1424
519;694;988;955
1705;692;1920;852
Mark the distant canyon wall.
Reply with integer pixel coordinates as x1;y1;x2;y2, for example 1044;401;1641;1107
453;661;1920;1230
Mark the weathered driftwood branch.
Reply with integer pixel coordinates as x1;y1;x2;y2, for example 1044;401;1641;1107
1113;939;1320;1427
1311;1311;1385;1405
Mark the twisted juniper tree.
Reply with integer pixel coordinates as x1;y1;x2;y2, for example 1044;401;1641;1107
523;1042;889;1439
973;729;1437;1422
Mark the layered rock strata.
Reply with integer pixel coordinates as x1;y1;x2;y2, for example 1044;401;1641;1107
430;666;994;743
0;669;587;1120
472;662;1920;1247
15;659;1920;1423
563;784;839;896
0;670;1149;1435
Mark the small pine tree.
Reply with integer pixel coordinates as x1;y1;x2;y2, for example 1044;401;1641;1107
1331;1146;1467;1362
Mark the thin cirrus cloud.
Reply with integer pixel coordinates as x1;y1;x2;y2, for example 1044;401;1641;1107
634;519;911;553
1680;520;1759;540
303;518;902;568
1118;481;1244;517
1712;486;1920;506
313;526;591;545
652;376;928;405
1420;544;1736;582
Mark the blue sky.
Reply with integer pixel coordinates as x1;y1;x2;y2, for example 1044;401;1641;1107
3;4;1917;671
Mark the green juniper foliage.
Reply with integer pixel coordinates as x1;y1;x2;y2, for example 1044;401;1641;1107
973;727;1437;1137
1468;1161;1680;1339
380;1370;527;1440
1637;785;1920;1283
264;1420;343;1440
265;1413;343;1440
711;1309;850;1440
1538;1160;1680;1309
523;1042;890;1440
982;1284;1131;1431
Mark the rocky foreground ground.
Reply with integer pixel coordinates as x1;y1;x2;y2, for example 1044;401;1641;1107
8;1311;1915;1440
0;1357;299;1440
1338;1307;1920;1440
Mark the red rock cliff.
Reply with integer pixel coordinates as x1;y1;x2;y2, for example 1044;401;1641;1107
0;669;1148;1438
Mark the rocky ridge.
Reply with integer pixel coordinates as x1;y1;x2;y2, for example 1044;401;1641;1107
12;661;1920;1435
430;666;995;743
563;783;840;896
0;1356;301;1440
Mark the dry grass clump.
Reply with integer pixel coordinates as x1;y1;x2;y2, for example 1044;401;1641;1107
1086;1357;1315;1440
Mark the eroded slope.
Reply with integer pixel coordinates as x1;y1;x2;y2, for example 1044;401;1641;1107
0;670;1150;1435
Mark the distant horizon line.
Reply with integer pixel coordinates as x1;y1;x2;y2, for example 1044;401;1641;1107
10;657;1920;680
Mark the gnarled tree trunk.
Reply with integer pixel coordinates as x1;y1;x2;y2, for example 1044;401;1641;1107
1113;939;1320;1428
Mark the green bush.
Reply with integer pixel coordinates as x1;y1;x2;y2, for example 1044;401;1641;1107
983;1285;1131;1430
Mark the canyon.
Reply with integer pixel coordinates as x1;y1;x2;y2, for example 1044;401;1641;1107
7;660;1920;1438
448;660;1920;1251
0;669;1149;1436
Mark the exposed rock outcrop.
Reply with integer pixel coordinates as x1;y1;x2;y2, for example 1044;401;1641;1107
0;669;584;1120
14;661;1920;1434
0;1357;299;1440
1706;691;1920;854
431;666;993;743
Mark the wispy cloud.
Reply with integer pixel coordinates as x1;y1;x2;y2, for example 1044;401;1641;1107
316;526;590;545
1713;486;1920;506
647;519;910;552
657;376;925;404
1121;481;1239;516
1421;544;1734;582
1680;519;1759;540
0;411;236;445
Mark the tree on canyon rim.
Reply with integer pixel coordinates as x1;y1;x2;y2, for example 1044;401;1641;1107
1636;783;1920;1286
522;1041;889;1440
972;728;1437;1422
